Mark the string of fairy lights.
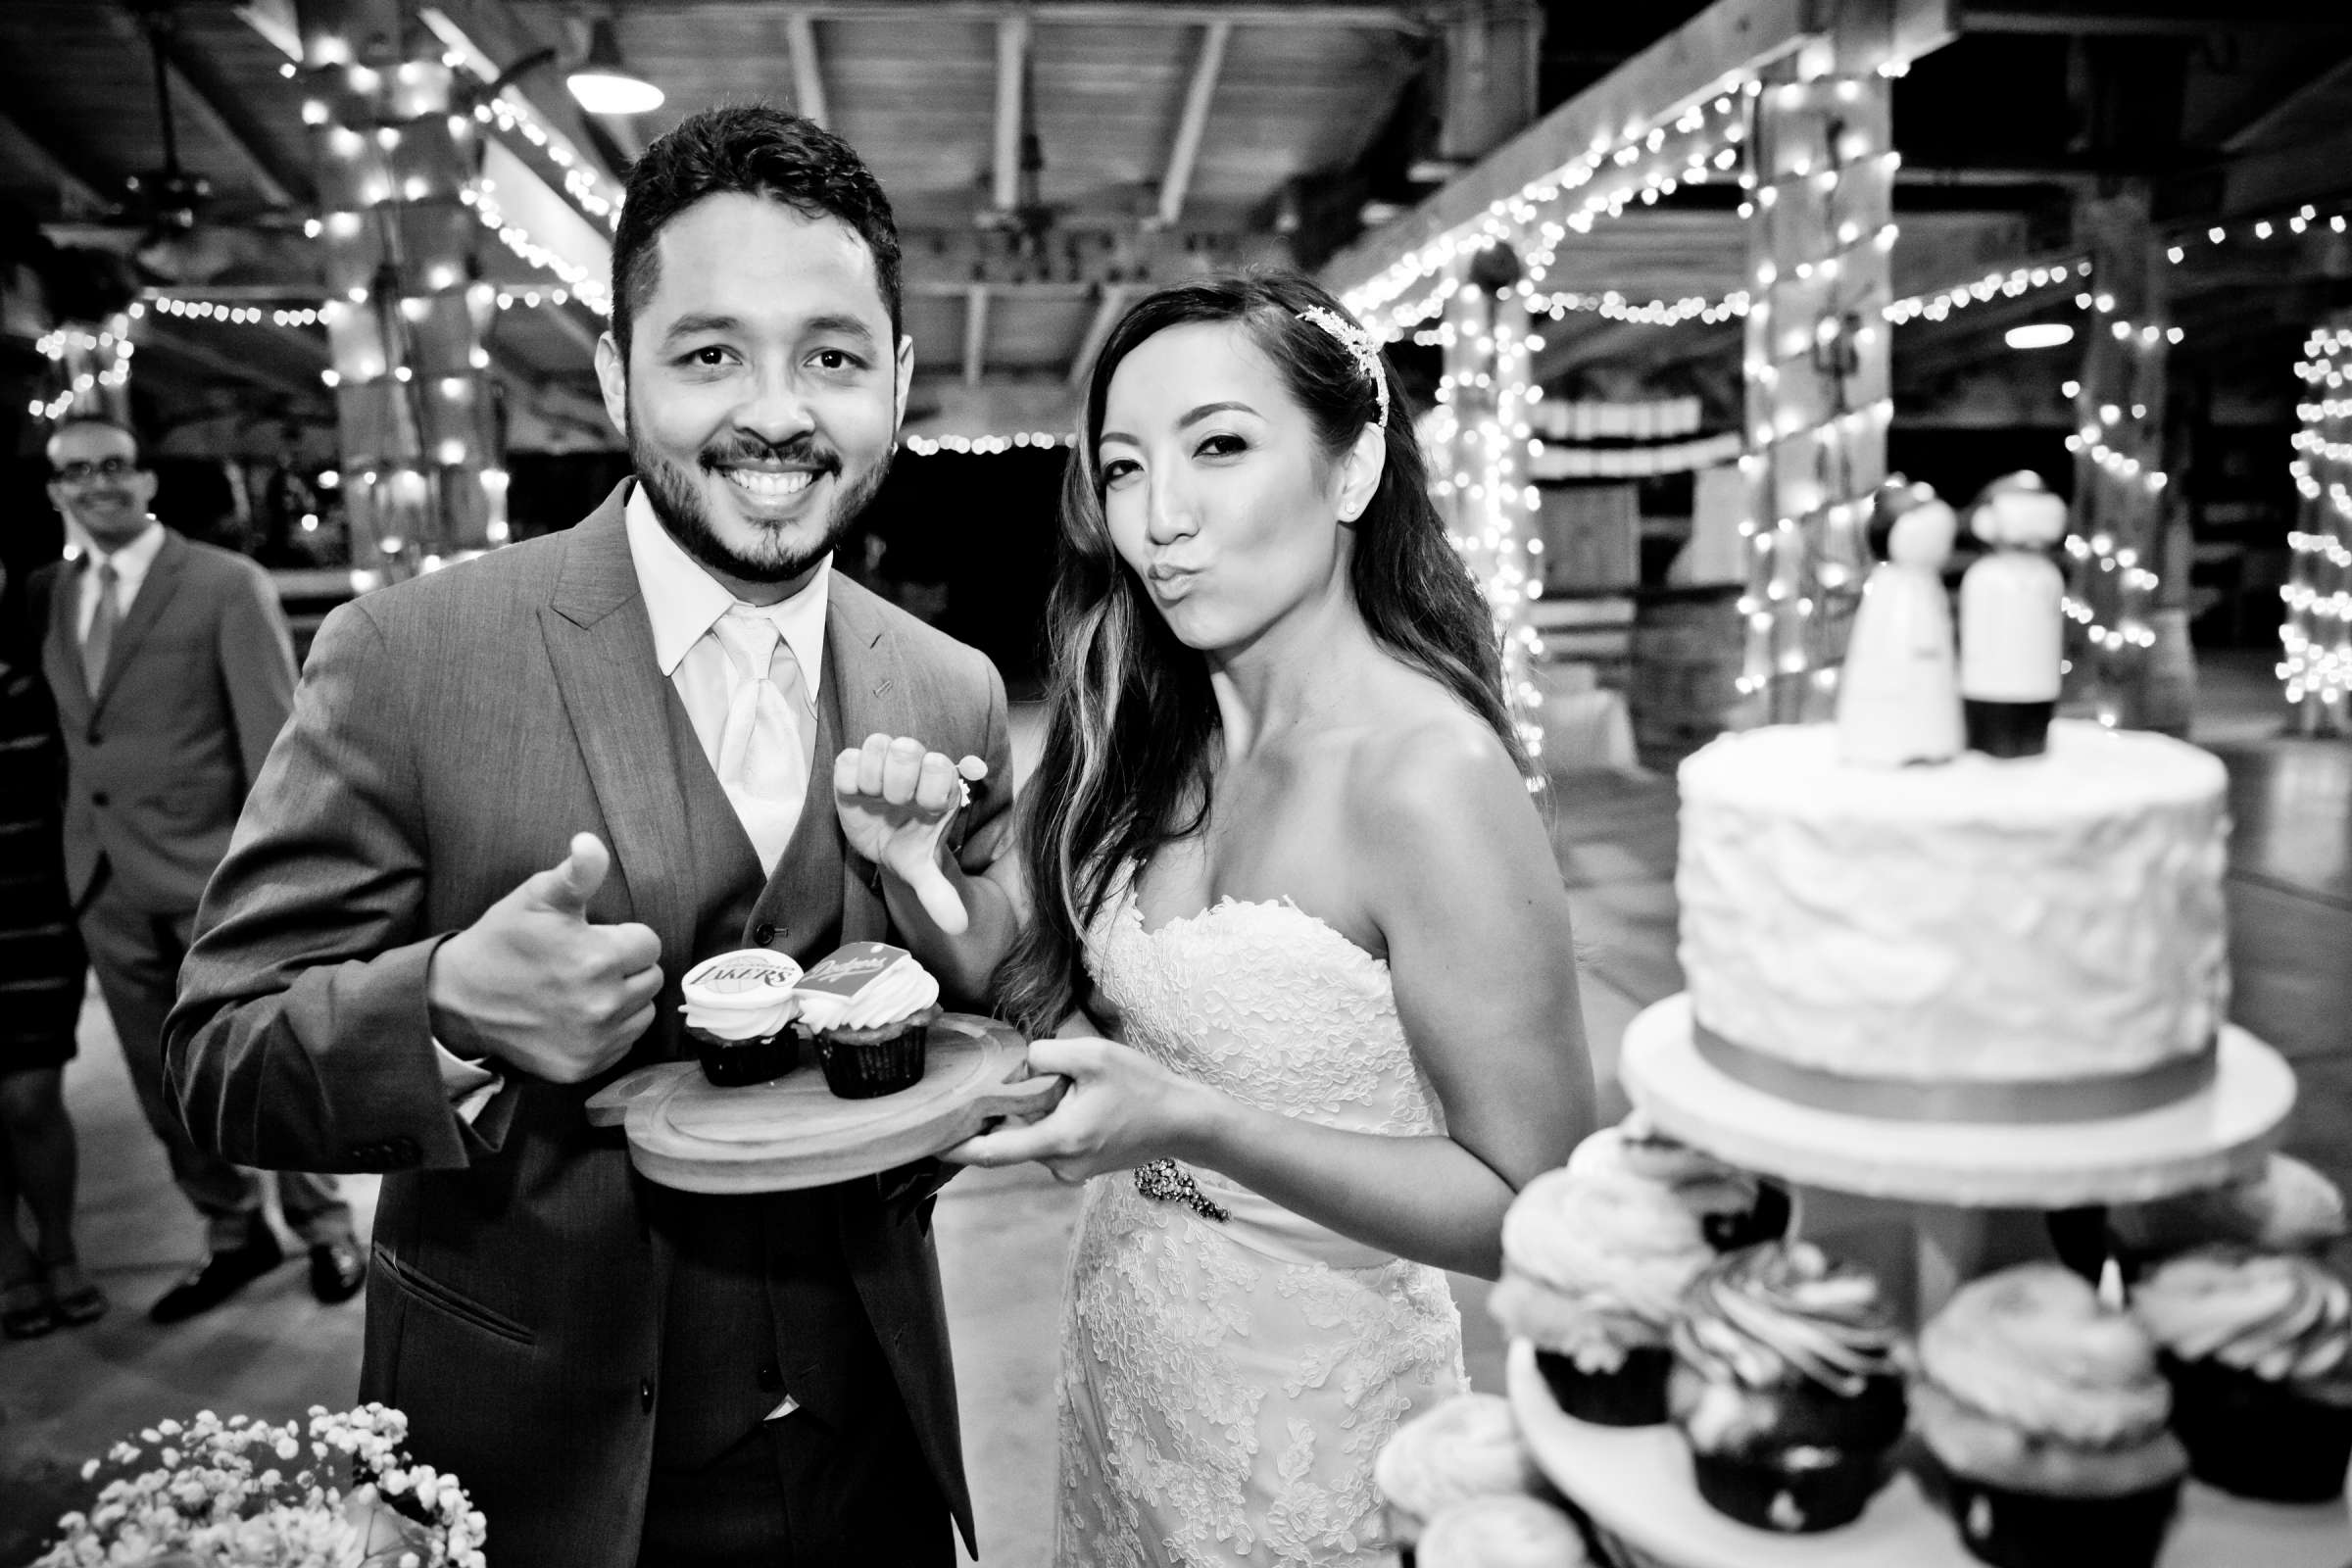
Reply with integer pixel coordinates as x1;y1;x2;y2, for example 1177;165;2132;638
2285;325;2352;725
2057;303;2179;662
1424;270;1549;776
27;314;136;422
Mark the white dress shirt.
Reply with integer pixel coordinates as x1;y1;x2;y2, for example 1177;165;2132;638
440;487;835;1118
622;483;829;822
76;519;167;638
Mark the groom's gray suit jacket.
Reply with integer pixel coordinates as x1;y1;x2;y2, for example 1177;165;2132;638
166;481;1010;1564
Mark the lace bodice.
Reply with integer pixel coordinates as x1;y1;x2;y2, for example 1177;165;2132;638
1053;876;1467;1567
1095;887;1446;1142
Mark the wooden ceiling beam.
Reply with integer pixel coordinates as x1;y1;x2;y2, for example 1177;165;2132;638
530;301;606;368
1068;285;1132;386
785;13;829;127
1154;20;1232;229
993;12;1029;215
104;6;311;210
415;1;627;190
1954;0;2346;33
2223;56;2352;155
1322;0;1961;299
0;108;112;213
515;2;1428;30
138;324;322;402
962;285;990;387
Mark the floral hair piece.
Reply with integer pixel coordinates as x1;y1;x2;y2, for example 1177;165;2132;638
1298;306;1390;429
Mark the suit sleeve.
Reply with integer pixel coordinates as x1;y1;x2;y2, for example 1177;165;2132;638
216;559;298;792
167;598;491;1173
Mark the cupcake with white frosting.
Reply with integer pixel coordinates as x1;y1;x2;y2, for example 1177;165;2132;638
2132;1245;2352;1502
1372;1393;1548;1565
1914;1263;2184;1568
2107;1153;2347;1276
1669;1241;1907;1533
680;949;805;1086
1491;1116;1786;1425
793;942;943;1099
1415;1494;1589;1568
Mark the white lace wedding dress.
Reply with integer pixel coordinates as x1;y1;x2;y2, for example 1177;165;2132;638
1054;873;1468;1566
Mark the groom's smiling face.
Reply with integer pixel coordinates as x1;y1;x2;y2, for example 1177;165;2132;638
596;191;913;601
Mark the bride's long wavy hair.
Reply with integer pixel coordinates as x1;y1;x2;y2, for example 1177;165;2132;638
993;272;1529;1034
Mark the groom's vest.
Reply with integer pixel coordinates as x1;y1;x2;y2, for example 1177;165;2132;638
645;656;890;1470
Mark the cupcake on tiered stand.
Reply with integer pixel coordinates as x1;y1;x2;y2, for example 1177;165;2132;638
1393;472;2349;1568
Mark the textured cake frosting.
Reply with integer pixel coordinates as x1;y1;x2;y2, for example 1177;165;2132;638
1677;719;2228;1088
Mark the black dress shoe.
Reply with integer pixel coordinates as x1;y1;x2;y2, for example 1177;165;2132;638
309;1240;367;1304
149;1229;284;1324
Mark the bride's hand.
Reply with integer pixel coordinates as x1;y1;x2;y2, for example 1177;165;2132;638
942;1037;1214;1184
832;734;987;933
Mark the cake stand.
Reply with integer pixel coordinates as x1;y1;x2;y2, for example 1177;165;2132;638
1507;1341;2352;1568
1620;993;2295;1210
1537;996;2334;1566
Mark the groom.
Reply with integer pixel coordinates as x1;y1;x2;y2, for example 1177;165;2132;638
166;107;1008;1565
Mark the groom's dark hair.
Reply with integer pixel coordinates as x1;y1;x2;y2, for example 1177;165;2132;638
609;104;903;361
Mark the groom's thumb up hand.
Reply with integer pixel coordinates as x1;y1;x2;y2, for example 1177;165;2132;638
522;831;610;917
427;831;666;1084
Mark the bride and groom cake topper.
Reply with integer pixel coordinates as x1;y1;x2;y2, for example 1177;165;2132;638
1837;468;2071;766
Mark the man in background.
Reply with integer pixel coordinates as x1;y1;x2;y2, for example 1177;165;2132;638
33;415;364;1323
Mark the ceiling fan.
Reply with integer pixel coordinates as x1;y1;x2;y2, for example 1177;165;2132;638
50;2;290;282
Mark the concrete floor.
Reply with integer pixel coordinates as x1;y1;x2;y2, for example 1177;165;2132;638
3;650;2347;1566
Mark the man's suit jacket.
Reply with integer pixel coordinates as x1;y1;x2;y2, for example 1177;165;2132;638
35;530;296;913
165;484;1010;1564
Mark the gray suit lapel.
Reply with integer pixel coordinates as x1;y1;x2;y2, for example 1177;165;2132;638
539;487;696;963
92;530;188;713
824;580;910;946
45;561;91;730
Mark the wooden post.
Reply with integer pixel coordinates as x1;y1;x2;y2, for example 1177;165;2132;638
2286;313;2352;736
298;0;504;586
1434;244;1549;767
2062;186;2175;729
1735;61;1894;725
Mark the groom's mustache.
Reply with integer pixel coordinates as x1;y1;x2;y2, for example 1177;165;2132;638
698;434;843;475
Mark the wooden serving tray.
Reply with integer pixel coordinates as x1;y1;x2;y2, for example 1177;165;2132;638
584;1013;1063;1193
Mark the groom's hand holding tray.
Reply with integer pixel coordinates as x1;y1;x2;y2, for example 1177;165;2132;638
590;941;1065;1194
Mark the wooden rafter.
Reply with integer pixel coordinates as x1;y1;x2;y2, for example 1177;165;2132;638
512;2;1426;28
414;0;626;190
785;13;829;127
139;323;321;402
993;12;1029;215
0;108;112;213
1321;0;1959;299
1068;285;1131;386
962;285;990;387
103;5;311;210
1155;20;1232;228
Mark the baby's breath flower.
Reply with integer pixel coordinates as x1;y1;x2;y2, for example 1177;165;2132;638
33;1409;482;1568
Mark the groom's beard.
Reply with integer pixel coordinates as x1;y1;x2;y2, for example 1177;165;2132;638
627;400;894;585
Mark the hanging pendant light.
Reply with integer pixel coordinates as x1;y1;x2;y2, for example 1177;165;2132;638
566;19;662;116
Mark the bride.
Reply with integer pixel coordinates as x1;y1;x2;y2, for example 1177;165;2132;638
835;271;1595;1565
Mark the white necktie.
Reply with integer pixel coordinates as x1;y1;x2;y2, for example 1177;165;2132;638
710;606;812;875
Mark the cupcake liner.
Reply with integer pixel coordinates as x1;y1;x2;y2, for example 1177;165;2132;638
1700;1183;1792;1253
1536;1345;1673;1426
1688;1445;1887;1534
2162;1352;2352;1502
815;1020;931;1099
689;1027;798;1087
1938;1471;2179;1568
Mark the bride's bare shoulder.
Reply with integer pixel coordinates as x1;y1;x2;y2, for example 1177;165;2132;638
1338;678;1533;851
